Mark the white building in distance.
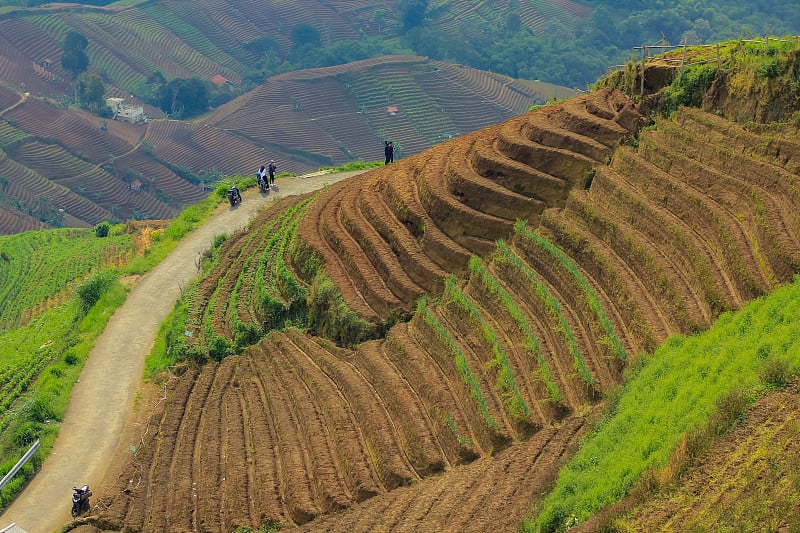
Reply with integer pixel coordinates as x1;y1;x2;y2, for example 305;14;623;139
106;97;147;125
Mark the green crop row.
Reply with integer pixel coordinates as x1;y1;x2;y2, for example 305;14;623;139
254;196;316;331
498;230;595;387
481;246;562;403
0;120;31;148
527;275;800;532
515;220;627;361
0;228;132;328
416;295;497;430
443;274;529;420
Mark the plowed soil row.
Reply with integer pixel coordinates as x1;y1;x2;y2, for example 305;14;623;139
296;417;585;533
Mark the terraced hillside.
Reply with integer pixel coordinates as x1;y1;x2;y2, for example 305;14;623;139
293;88;642;322
81;87;800;532
0;0;591;99
0;55;572;234
204;55;573;165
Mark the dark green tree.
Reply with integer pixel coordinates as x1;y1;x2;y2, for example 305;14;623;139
158;77;209;118
78;73;105;110
399;0;429;30
291;23;321;48
61;31;89;79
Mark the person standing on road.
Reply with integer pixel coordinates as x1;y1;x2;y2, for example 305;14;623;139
384;140;394;165
268;159;277;187
257;165;267;189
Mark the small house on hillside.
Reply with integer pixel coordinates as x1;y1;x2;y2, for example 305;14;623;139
106;97;146;125
387;105;399;115
210;75;229;88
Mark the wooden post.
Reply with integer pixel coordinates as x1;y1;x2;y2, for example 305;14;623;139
716;43;721;69
640;44;646;96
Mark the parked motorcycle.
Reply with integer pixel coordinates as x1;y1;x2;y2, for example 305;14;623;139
71;484;92;517
226;183;242;206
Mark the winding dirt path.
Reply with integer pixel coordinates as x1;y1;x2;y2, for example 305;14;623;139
0;170;365;533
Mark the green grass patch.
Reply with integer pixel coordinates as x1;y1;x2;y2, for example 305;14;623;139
526;275;800;532
0;280;128;511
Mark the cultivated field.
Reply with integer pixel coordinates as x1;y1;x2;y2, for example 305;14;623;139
79;88;800;531
0;55;571;234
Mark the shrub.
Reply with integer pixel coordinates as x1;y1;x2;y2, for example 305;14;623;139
76;271;115;313
94;221;111;237
663;63;718;115
307;275;376;347
12;421;43;447
759;357;794;387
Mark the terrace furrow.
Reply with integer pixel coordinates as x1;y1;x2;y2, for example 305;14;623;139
562;191;703;334
539;208;674;347
358;189;445;293
387;322;483;464
164;366;216;533
250;344;321;524
636;134;771;299
270;334;353;512
279;332;383;501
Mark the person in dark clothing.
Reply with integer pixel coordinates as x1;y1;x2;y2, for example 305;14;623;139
384;141;394;165
267;160;277;186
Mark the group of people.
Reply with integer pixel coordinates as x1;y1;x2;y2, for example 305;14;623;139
257;160;277;190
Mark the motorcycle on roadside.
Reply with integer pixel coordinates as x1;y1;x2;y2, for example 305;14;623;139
71;484;92;517
226;182;242;206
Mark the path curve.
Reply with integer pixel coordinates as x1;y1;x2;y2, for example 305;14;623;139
0;171;364;533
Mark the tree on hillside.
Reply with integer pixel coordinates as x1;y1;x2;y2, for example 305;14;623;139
78;73;106;112
291;23;322;62
61;32;89;80
158;77;209;118
399;0;429;30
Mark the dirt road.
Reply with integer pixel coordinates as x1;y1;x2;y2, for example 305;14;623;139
0;171;363;533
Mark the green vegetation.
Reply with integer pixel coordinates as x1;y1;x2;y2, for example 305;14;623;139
495;235;595;387
444;271;529;420
488;244;561;404
0;281;127;510
514;220;627;362
0;227;132;328
416;296;498;429
527;276;800;532
0;179;238;508
416;294;497;430
318;160;384;172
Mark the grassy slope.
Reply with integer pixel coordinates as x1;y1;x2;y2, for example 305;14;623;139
526;275;800;531
620;380;800;531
